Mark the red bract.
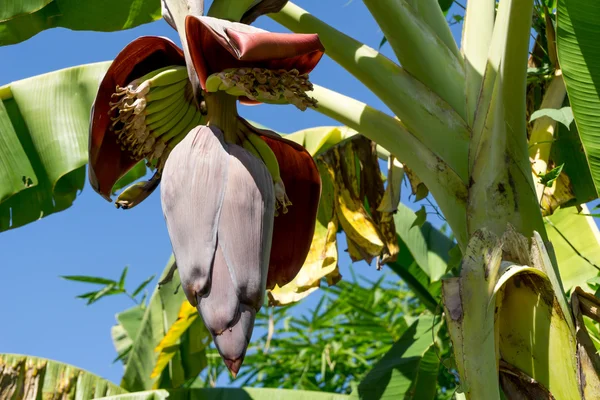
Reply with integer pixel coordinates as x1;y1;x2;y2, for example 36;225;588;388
185;16;324;92
89;36;185;200
238;119;321;289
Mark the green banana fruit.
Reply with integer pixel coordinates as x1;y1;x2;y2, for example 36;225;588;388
145;89;184;115
131;65;175;87
168;113;204;149
147;66;188;87
242;133;291;215
146;79;189;102
146;91;187;126
162;103;198;142
151;100;190;138
147;94;189;131
244;133;281;182
115;172;161;209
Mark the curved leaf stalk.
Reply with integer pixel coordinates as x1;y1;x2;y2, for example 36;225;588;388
468;0;546;241
270;2;470;183
309;84;469;248
363;0;466;119
404;0;461;60
462;0;495;124
529;72;567;202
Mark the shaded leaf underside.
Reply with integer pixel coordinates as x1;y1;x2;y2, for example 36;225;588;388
0;0;162;45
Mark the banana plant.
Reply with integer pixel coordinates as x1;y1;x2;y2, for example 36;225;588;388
3;0;600;398
266;0;600;398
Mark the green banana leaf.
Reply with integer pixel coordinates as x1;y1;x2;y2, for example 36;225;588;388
546;204;600;292
0;62;146;232
120;256;210;392
349;314;441;400
387;204;453;311
0;353;127;398
557;0;600;199
112;304;146;365
0;0;162;46
98;388;349;400
550;102;597;205
285;125;355;156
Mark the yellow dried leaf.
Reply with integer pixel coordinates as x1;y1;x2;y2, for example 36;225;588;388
268;285;320;305
378;156;404;213
346;235;370;263
151;301;198;379
268;219;338;306
268;161;340;306
336;182;385;255
351;138;399;265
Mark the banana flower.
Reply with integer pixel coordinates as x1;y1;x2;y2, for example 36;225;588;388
88;17;324;375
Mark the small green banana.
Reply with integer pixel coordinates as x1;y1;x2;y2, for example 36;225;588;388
162;103;198;142
147;94;188;131
115;172;161;209
168;113;204;149
146;92;187;126
151;100;190;138
148;66;188;87
242;133;291;215
146;79;189;102
244;133;281;182
145;89;184;115
125;65;175;90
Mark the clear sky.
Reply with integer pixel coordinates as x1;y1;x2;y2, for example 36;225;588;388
0;0;464;385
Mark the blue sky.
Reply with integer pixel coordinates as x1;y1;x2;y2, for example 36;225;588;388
0;1;463;385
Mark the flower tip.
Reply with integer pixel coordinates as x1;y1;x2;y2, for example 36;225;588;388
224;358;243;378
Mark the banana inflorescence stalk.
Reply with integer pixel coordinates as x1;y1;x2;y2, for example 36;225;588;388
109;65;205;169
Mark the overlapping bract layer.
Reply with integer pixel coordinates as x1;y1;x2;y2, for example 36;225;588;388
185;16;324;93
89;36;186;199
161;125;274;374
239;119;321;289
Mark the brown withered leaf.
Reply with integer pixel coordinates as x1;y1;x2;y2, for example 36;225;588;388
269;136;400;305
325;144;384;257
570;288;600;395
377;155;404;214
352;137;399;266
404;165;429;201
540;171;576;216
268;159;339;306
324;137;398;268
